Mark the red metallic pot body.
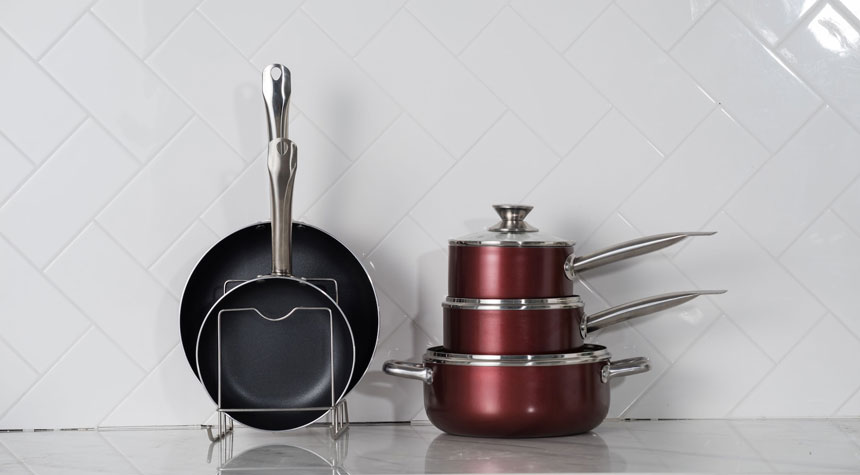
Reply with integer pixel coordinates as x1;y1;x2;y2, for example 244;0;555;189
424;359;608;438
448;245;572;299
443;304;585;355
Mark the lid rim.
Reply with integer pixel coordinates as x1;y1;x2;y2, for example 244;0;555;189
443;296;583;310
423;344;611;366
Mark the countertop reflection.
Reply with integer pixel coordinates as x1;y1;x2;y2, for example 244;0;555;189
1;420;859;474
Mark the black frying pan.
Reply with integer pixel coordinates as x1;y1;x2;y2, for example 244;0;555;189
181;64;378;395
194;66;358;430
197;136;354;430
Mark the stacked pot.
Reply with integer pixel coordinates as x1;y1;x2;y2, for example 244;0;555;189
385;204;724;438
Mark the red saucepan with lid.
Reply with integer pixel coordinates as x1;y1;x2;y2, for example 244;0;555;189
449;204;714;299
443;290;725;355
383;345;648;438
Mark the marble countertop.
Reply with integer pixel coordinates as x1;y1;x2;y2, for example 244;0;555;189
1;420;859;474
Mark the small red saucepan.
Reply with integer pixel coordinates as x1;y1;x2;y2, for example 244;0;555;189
449;204;714;299
443;290;725;355
384;345;648;438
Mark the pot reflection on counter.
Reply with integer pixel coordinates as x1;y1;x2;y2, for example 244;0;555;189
424;432;623;473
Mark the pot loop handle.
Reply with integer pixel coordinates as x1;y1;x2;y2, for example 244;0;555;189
601;357;650;383
564;231;716;280
383;360;433;383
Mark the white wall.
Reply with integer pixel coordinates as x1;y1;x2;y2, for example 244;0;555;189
1;0;859;429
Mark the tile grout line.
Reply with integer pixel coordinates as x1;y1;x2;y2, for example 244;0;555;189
97;341;184;428
0;126;38;167
558;3;719;158
0;439;37;474
31;0;98;62
302;7;488;163
94;431;147;475
141;0;208;63
0;325;96;424
361;109;515;258
518;105;616;200
0;332;41;380
620;315;726;418
776;0;828;49
241;0;309;61
617;4;785;156
311;0;406;59
775;173;860;261
4;17;155;165
612;210;782;365
41;115;198;275
686;101;828;258
660;0;721;52
0;116;89;213
401;6;570;159
724;312;830;417
724;420;781;473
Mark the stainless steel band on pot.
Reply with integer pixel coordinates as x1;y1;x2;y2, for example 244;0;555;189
442;296;584;311
423;345;611;366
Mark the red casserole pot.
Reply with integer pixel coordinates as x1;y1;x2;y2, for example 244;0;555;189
383;345;649;438
443;290;725;355
449;204;714;299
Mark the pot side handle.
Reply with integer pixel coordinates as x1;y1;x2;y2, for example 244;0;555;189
383;360;433;383
564;231;716;280
585;290;727;333
604;357;650;382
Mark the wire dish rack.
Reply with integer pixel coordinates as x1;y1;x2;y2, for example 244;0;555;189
205;301;351;443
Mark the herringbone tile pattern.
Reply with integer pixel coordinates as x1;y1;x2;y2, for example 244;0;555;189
1;0;859;428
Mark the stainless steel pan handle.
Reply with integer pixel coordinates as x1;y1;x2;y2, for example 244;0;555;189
602;357;650;382
262;64;290;141
263;64;297;276
583;290;727;337
383;360;433;383
564;232;716;280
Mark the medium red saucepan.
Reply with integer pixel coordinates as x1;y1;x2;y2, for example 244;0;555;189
384;345;648;438
449;204;714;299
443;290;726;355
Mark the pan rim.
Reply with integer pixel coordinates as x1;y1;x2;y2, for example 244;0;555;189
179;220;380;392
194;274;357;431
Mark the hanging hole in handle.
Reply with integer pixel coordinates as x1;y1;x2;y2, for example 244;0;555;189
270;67;282;80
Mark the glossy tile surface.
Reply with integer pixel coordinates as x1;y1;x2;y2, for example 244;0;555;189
2;421;860;473
2;0;860;428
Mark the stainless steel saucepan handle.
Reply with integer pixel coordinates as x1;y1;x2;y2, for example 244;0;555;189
602;357;650;383
564;232;716;280
262;64;291;141
583;290;727;336
383;360;433;383
263;64;297;276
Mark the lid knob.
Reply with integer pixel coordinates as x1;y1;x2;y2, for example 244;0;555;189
488;204;539;233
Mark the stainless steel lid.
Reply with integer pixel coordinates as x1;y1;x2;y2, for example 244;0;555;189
449;204;574;248
442;296;583;310
424;344;611;366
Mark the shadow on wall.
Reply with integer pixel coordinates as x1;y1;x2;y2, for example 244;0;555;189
348;247;446;422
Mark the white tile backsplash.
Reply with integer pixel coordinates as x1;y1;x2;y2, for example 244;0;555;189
463;7;610;155
1;0;859;429
41;14;194;161
673;3;821;151
0;120;138;268
568;4;714;155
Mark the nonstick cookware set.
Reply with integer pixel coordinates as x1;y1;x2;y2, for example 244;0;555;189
385;205;725;437
180;64;724;438
180;65;380;431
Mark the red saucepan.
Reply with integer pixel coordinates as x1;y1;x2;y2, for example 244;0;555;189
383;345;648;438
443;290;725;355
449;204;714;299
